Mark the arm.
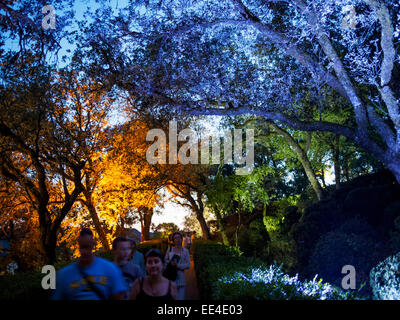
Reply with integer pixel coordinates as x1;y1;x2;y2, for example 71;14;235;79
176;249;190;271
129;279;141;300
110;264;128;300
164;247;171;267
170;282;178;300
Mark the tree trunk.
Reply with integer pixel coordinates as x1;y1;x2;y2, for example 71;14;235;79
85;199;110;251
141;207;153;241
269;123;324;200
343;160;350;182
214;209;230;246
40;225;57;265
195;208;211;240
388;161;400;185
262;203;268;234
291;145;324;200
235;210;241;248
39;213;63;265
193;193;211;240
332;134;341;189
320;166;327;188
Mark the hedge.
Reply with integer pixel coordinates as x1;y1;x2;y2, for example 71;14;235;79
135;238;169;256
192;240;361;300
0;239;168;300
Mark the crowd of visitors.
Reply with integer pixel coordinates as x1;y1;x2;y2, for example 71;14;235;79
52;228;196;300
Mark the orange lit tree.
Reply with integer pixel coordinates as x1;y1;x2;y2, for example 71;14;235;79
0;59;114;264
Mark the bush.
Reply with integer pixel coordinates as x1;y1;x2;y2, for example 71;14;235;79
265;240;297;272
237;219;269;259
137;238;169;256
193;240;359;300
307;218;384;297
215;264;357;300
389;214;400;252
370;252;400;300
0;271;51;300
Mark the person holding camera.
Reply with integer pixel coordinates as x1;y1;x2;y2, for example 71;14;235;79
164;232;190;300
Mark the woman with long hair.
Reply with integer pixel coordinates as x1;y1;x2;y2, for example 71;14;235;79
164;232;191;300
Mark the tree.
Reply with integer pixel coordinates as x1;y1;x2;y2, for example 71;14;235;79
243;117;324;199
152;222;179;239
0;0;96;265
95;117;170;241
0;63;87;264
166;166;212;240
58;69;114;252
85;0;400;183
0;59;113;264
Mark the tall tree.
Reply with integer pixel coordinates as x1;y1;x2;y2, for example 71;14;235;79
85;0;400;183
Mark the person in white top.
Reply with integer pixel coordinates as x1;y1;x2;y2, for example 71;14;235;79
164;232;190;300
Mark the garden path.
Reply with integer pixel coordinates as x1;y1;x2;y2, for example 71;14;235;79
185;257;200;300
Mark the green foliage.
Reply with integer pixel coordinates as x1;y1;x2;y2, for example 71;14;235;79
152;222;179;240
0;271;51;300
205;164;278;219
237;218;269;259
265;240;297;272
261;200;300;271
263;216;280;234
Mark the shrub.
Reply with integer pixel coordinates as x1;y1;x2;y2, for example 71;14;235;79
265;240;297;272
370;252;400;300
389;216;400;252
307;218;384;296
137;238;169;256
193;240;359;300
215;264;356;300
0;271;51;300
237;219;269;259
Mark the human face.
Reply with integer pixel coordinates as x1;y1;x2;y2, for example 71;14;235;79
78;235;95;264
114;241;132;263
173;234;182;247
145;256;163;277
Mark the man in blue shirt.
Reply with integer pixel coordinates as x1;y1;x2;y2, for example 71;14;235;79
52;228;126;300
